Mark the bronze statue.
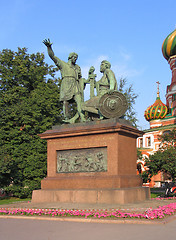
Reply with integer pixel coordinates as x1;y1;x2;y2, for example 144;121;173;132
82;60;127;120
96;60;117;96
43;39;86;124
43;39;128;123
87;66;97;99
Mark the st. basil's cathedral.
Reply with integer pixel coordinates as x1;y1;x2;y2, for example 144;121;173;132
137;29;176;187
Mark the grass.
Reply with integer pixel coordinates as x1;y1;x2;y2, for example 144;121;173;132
150;193;162;198
0;197;31;205
150;188;166;198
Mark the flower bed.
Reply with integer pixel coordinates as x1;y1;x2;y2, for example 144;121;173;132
152;196;176;200
0;202;176;220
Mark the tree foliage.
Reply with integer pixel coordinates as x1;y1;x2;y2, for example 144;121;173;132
118;78;138;127
0;48;62;197
137;148;142;160
145;129;176;182
159;129;176;148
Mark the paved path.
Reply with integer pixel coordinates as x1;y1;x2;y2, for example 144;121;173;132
1;199;175;240
1;198;176;212
0;217;176;240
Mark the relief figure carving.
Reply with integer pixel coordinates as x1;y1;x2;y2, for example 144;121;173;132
57;148;107;173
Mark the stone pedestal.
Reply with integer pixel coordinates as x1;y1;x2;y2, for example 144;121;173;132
32;119;150;204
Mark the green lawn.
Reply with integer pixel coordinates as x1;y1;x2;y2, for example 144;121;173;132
150;188;165;198
150;193;162;198
0;197;31;205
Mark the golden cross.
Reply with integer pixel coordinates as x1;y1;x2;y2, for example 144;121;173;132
156;81;160;97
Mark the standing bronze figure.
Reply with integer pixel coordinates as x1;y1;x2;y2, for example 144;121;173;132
43;39;86;124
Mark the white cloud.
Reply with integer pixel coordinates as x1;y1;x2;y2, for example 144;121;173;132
81;55;109;79
53;44;77;56
119;48;131;61
80;54;145;100
80;54;144;80
112;63;145;80
81;55;109;100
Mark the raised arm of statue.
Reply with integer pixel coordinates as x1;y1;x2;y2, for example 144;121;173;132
43;38;62;68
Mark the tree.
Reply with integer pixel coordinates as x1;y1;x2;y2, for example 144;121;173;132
159;129;176;148
137;149;142;174
145;129;176;183
136;149;150;183
118;78;138;127
137;148;143;160
0;48;63;197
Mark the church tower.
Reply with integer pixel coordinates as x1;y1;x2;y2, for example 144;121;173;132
137;29;176;187
162;29;176;115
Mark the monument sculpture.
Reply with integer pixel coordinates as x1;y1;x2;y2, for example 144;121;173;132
32;40;150;205
87;66;96;99
43;39;128;123
43;39;86;124
82;60;128;120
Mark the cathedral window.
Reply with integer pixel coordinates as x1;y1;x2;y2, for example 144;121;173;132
139;138;143;148
147;137;151;147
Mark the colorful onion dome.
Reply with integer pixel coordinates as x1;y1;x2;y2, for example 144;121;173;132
162;29;176;60
144;84;168;121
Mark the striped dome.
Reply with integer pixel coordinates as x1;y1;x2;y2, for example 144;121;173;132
144;95;168;121
162;29;176;60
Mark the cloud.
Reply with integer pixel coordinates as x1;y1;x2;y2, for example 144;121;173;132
81;55;109;79
80;54;144;80
112;63;145;80
80;54;145;100
81;55;109;100
119;48;131;61
52;44;77;56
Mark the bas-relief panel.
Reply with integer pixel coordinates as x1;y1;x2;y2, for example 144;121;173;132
57;147;107;173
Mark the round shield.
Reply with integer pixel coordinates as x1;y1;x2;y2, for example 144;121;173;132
98;90;128;118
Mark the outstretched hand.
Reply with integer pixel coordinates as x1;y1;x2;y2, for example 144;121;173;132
43;38;52;47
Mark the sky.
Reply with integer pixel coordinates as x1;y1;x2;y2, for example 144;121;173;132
0;0;176;130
